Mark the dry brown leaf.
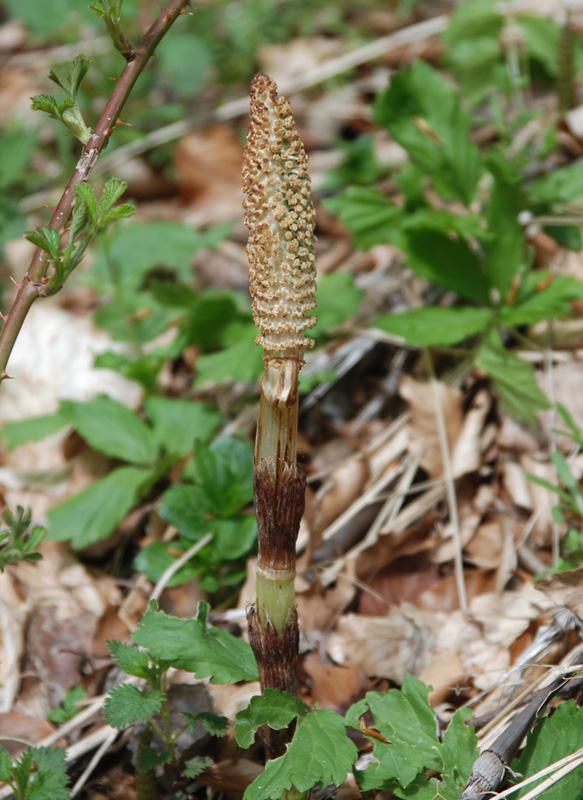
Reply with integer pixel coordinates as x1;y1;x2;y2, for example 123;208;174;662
0;572;27;712
302;651;367;710
326;603;445;682
400;376;463;478
520;454;556;545
0;711;56;755
537;567;583;622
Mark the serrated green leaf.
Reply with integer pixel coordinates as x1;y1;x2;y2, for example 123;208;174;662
103;684;164;728
70;396;158;465
137;746;171;773
1;405;73;450
195;332;264;385
529;162;583;205
498;274;583;327
235;690;309;749
101;202;136;225
512;701;583;799
402;228;490;304
132;605;258;683
144;397;220;458
25;226;61;260
184;756;213;779
184;711;229;737
482;179;527;296
14;746;70;800
107;640;155;681
376;306;492;346
31;93;61;117
47;465;155;548
476;329;550;425
244;709;357;800
74;182;99;226
191;436;254;517
67;55;92;98
23;525;45;553
0;747;12;782
374;60;483;205
100;177;128;213
323;186;404;250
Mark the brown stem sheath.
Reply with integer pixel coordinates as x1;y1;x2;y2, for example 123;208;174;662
0;0;191;381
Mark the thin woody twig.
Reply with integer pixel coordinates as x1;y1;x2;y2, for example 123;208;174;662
0;0;191;384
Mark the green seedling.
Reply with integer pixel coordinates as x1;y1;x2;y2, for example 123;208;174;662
0;506;45;572
0;746;69;800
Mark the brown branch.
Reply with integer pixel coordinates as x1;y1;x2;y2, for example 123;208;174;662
0;0;191;382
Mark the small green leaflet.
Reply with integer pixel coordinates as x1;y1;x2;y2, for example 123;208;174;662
132;602;258;683
376;306;493;347
103;684;165;728
184;711;229;737
476;329;550;426
244;708;358;800
498;274;583;327
512;701;583;800
184;756;214;779
235;690;309;748
0;747;11;782
137;747;171;773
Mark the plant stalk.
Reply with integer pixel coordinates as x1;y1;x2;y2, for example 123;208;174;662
0;0;191;383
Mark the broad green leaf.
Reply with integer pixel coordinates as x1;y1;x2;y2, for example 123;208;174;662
323;186;404;250
144;397;220;458
1;404;74;450
132;604;259;683
376;306;492;346
235;690;309;749
133;540;203;587
529;163;583;205
195;331;264;385
476;330;549;425
374;60;483;205
512;701;583;800
103;684;165;728
352;676;442;789
107;641;155;681
244;709;357;800
402;228;490;304
312;272;365;340
401;207;487;240
434;707;478;799
159;484;212;538
499;274;583;327
192;436;254;517
518;14;561;77
70;396;158;465
482;174;527;296
179;291;252;350
47;465;155;548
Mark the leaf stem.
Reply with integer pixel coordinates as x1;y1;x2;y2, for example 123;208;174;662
0;0;191;383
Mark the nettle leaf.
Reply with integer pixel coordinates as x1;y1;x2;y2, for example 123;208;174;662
0;747;12;782
376;306;493;347
235;690;309;749
498;273;583;327
349;675;442;790
103;684;164;728
402;228;490;305
47;465;156;548
144;397;221;458
184;756;213;779
476;329;549;426
244;708;357;800
184;711;229;737
374;60;482;205
137;746;171;773
132;602;258;683
25;226;61;261
107;640;156;682
70;396;158;465
512;701;583;800
1;404;74;450
13;746;69;800
323;186;404;250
